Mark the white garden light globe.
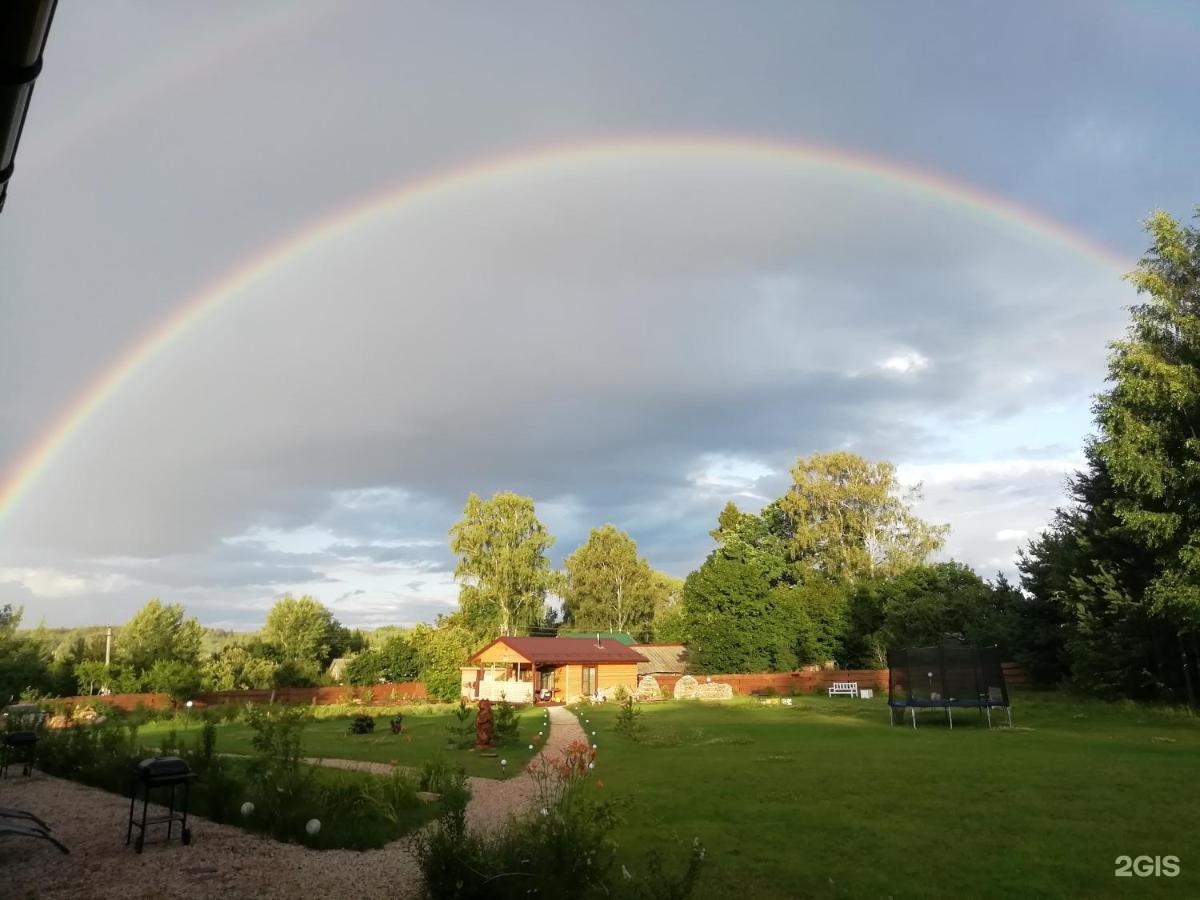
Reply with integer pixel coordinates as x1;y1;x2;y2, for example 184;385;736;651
306;818;321;835
240;802;254;817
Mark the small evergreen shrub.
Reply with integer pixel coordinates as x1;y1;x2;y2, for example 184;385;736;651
492;697;519;746
615;694;642;738
349;714;376;734
446;700;476;749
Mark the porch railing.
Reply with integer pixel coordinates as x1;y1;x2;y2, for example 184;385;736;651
478;680;534;704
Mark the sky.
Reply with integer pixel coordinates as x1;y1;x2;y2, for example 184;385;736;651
2;1;1199;630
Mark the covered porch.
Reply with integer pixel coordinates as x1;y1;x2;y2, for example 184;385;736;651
460;660;572;704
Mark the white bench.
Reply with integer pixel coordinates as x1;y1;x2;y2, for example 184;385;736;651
828;681;860;698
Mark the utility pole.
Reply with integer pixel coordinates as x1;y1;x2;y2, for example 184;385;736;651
105;625;112;666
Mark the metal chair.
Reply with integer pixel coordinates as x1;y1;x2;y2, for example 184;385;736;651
0;820;69;854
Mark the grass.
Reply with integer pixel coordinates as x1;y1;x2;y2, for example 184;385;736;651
218;759;438;850
139;704;548;780
577;691;1200;900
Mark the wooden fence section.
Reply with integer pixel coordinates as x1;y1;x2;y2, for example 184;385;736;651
1001;662;1029;687
57;666;1027;710
59;682;427;711
651;669;889;696
196;682;427;706
56;692;173;711
650;664;1028;696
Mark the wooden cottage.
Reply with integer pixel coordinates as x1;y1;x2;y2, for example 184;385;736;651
463;636;648;704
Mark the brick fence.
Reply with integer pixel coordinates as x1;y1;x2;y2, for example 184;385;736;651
650;663;1028;696
58;681;427;711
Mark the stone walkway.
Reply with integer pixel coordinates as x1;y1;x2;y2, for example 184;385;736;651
0;706;587;899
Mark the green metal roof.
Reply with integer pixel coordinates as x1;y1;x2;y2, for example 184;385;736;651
556;630;637;646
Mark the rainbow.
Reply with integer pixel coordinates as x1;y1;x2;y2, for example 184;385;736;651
0;135;1134;528
24;4;337;180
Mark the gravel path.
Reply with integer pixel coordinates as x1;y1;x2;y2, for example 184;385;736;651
0;706;586;899
465;705;585;831
0;772;423;900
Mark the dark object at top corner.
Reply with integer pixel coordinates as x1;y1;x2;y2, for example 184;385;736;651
1;0;59;215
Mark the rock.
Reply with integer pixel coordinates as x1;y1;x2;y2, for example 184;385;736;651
75;707;107;726
695;682;733;702
634;675;662;702
416;791;442;803
673;675;699;700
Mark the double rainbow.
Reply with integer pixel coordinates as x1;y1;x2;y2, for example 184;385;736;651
0;135;1132;528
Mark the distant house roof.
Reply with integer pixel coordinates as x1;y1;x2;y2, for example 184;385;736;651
327;657;351;681
556;631;637;646
470;636;648;665
631;644;689;676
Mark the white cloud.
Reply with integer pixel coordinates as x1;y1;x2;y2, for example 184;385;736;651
896;458;1080;487
877;351;930;376
689;455;776;498
994;528;1028;542
0;567;136;599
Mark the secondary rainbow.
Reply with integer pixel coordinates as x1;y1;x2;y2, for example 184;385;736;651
0;135;1134;528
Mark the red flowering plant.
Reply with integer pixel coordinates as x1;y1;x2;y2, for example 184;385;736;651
526;739;597;812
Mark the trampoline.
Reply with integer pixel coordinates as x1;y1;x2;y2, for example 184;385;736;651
887;638;1012;729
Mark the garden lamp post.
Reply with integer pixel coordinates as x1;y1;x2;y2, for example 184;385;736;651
0;0;58;215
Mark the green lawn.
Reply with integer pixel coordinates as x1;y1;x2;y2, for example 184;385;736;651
576;692;1200;900
139;705;549;779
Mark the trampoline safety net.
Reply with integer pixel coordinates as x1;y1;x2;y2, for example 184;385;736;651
887;638;1009;710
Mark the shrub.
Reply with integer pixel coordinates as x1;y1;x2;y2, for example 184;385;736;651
615;694;642;738
349;714;376;734
37;709;424;850
365;766;421;824
446;700;475;749
413;740;704;899
418;755;464;794
245;704;309;777
492;698;519;746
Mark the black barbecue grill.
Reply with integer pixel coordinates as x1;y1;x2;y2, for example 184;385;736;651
1;731;38;778
126;756;196;852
